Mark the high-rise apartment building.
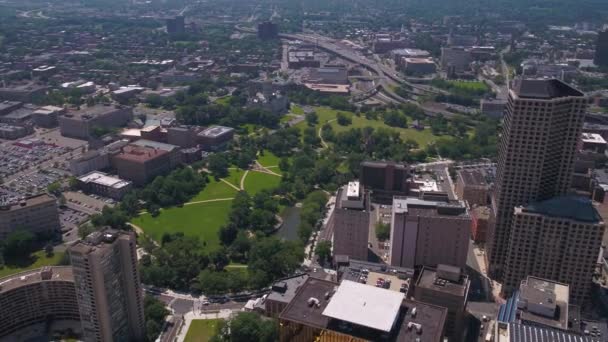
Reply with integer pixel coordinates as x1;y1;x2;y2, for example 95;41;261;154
390;197;470;269
69;229;145;342
594;30;608;67
331;181;370;261
502;196;604;304
487;79;588;277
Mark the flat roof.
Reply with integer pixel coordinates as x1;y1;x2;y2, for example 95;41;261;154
498;322;598;342
582;132;607;144
78;171;131;189
279;277;337;329
0;267;73;294
131;139;178;152
458;169;490;187
65;104;124;119
322;280;404;332
303;83;350;93
0;193;55;210
361;160;409;170
416;267;469;297
114;145;168;163
511;79;584;99
518;276;569;330
393;196;469;218
199;125;234;138
346;181;360;198
522;195;602;223
266;274;309;304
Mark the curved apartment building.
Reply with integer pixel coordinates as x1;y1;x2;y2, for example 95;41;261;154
0;266;80;339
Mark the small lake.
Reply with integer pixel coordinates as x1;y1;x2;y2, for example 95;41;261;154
276;206;301;241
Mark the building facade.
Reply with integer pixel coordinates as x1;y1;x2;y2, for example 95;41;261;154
594;30;608;68
390;197;470;269
487;79;587;278
502;196;604;304
69;229;145;342
331;181;371;261
360;161;410;203
59;105;133;140
455;169;491;206
0;194;60;240
0;267;80;340
111;144;172;186
77;171;132;200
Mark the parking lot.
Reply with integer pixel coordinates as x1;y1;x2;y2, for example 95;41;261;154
59;207;89;242
64;191;115;214
0;141;72;180
3;168;68;196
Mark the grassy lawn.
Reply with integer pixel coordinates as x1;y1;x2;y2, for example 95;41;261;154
447;80;489;92
0;250;65;278
223;168;246;189
131;201;232;251
290;104;304;115
257;150;281;167
295;106;442;146
215;96;232;105
280;114;297;123
191;178;237;202
243;171;282;196
185;319;222;342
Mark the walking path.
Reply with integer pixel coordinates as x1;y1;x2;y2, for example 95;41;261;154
239;170;249;190
220;178;241;191
318;119;336;149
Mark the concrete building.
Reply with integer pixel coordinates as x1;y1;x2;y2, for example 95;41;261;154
112;144;172;186
262;274;309;318
257;21;278;40
502;196;604;304
166;16;185;36
77;171;132;200
0;267;80;340
594;30;608;68
197;126;234;151
494;322;601;342
403;58;437;75
59;105;133;140
0;100;22;116
487;79;588;278
0;194;60;240
0;123;31;140
288;49;321;69
455;169;491;206
32;105;64;127
470;205;491;243
390;197;471;269
360;161;410;203
167;126;197;148
307;67;349;85
69;150;111;176
497;276;570;331
414;265;469;340
279;277;447;342
440;47;472;72
372;34;410;54
0;84;48;102
69;229;145;342
580;132;607;154
331;181;371;261
131;139;180;168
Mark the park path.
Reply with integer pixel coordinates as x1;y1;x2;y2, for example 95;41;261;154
184;197;234;206
220;178;241;191
239;170;249;190
318;119;336;149
253;161;282;177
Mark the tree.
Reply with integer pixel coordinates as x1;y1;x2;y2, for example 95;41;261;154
208;154;230;178
278;157;290;172
211;312;277;342
376;222;390;241
305;111;318;126
2;231;36;261
315;241;332;265
336;112;352;126
47;181;61;196
144;296;169;342
210;248;230;271
248;237;304;287
44;243;54;257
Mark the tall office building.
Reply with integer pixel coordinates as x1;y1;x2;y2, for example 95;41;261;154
594;30;608;67
257;21;278;40
331;181;370;261
166;16;185;36
360;161;410;203
502;196;604;303
487;79;588;277
390;197;470;269
69;229;145;342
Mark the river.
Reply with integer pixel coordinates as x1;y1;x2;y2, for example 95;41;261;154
276;207;301;241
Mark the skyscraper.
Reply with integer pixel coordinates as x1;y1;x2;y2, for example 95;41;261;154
69;229;145;342
487;79;587;278
502;196;604;303
594;30;608;68
166;16;185;36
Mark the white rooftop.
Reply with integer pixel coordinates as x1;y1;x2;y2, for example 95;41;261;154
346;181;360;199
581;132;607;144
322;280;404;332
78;172;131;189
